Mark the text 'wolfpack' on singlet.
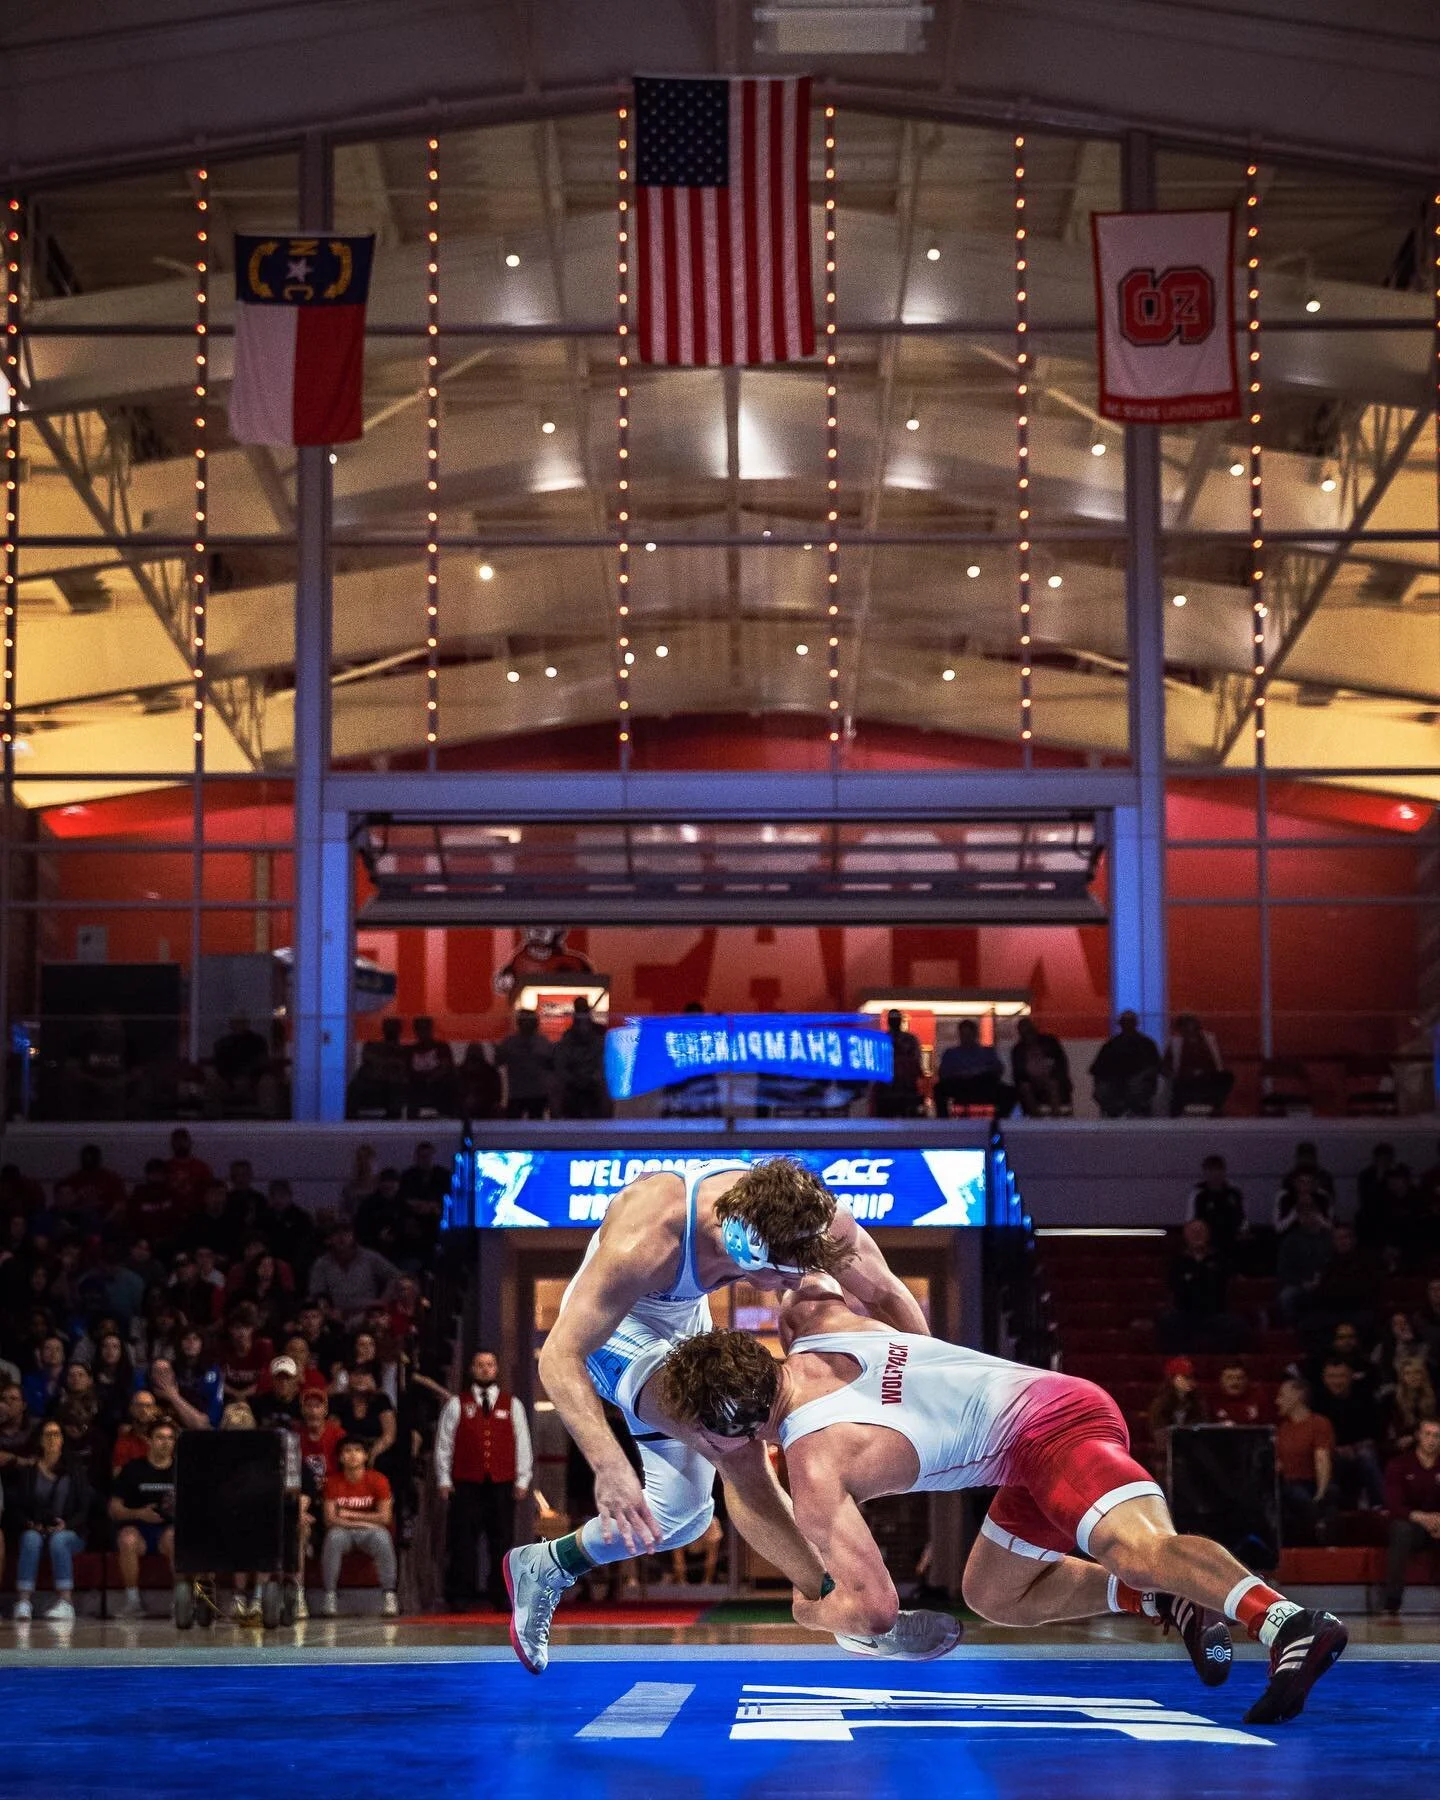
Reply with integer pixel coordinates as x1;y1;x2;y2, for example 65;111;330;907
777;1330;1049;1491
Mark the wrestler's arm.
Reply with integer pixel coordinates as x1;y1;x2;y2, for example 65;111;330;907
538;1177;680;1549
785;1444;899;1637
828;1211;930;1335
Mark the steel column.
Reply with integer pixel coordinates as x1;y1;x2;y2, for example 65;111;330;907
291;133;351;1121
1111;130;1169;1043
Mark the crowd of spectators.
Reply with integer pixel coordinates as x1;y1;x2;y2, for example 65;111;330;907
345;1007;614;1123
1141;1136;1440;1612
0;1128;456;1623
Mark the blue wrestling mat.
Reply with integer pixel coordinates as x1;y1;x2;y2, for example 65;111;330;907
3;1648;1436;1798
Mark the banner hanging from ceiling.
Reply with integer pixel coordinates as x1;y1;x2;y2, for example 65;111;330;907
604;1013;892;1099
1091;210;1239;424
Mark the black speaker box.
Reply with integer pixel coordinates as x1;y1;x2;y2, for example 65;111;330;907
174;1431;288;1574
1166;1424;1280;1572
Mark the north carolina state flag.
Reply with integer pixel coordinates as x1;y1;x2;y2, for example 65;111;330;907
229;234;375;446
1092;211;1238;424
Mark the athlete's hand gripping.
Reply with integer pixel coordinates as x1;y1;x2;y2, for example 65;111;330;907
593;1458;660;1553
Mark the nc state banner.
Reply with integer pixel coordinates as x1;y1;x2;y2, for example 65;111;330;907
1091;210;1238;424
229;234;375;447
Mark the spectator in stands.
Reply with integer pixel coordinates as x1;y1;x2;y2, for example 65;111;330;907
1212;1361;1268;1426
234;1251;291;1343
86;1240;146;1330
1374;1309;1428;1386
309;1224;400;1325
934;1020;1013;1118
322;1437;398;1617
124;1159;180;1248
217;1304;272;1404
109;1417;178;1618
1356;1143;1401;1250
353;1167;405;1263
873;1011;925;1118
398;1143;450;1263
1089;1010;1161;1118
293;1299;349;1385
22;1333;68;1419
297;1387;344;1492
60;1145;126;1228
1376;1163;1425;1260
341;1145;381;1218
1307;1223;1381;1343
1275;1377;1337;1546
339;1330;396;1404
1010;1015;1072;1117
496;1010;553;1120
1163;1012;1234;1116
169;1326;224;1424
147;1358;213;1434
1317;1320;1371;1381
1147;1356;1208;1443
1185;1154;1247;1257
1275;1189;1335;1325
111;1390;160;1474
1158;1218;1246;1353
181;1183;242;1265
264;1179;317;1285
249;1356;304;1429
207;1015;274;1117
1276;1143;1335;1230
1415;1276;1440;1367
347;1017;410;1120
55;1363;102;1472
124;1235;166;1299
10;1418;89;1623
434;1348;534;1612
407;1015;458;1117
331;1367;396;1470
1312;1358;1386;1509
164;1128;213;1216
168;1251;221;1329
552;997;610;1120
1381;1417;1440;1617
0;1379;33;1471
1382;1357;1438;1462
457;1041;503;1120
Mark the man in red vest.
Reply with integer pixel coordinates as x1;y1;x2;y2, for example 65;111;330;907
435;1348;533;1610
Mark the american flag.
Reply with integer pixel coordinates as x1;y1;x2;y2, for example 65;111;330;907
633;76;817;366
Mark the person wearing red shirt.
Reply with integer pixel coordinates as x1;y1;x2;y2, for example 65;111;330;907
1382;1417;1440;1615
322;1437;397;1617
163;1128;214;1217
1211;1363;1270;1427
127;1159;182;1246
60;1145;128;1228
217;1304;273;1403
1275;1377;1337;1546
111;1391;160;1475
298;1389;345;1485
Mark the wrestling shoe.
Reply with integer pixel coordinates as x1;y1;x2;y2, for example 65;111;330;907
504;1542;576;1675
1155;1592;1232;1687
835;1608;963;1662
1243;1608;1348;1726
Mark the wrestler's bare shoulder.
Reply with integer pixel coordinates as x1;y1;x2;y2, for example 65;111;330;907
594;1171;686;1250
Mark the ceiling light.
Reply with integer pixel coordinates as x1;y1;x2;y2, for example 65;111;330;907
506;669;520;683
328;452;338;465
504;251;521;268
1090;439;1107;457
966;564;981;579
1047;574;1063;589
941;667;956;682
654;644;668;658
925;242;940;262
544;665;558;678
905;414;920;431
540;419;556;435
1171;593;1188;608
477;562;495;581
795;643;809;656
1320;474;1336;493
803;541;813;551
1304;295;1321;313
762;528;772;539
1229;461;1245;477
624;651;635;664
645;541;657;552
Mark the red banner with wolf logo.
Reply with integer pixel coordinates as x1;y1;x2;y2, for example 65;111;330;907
1092;210;1238;424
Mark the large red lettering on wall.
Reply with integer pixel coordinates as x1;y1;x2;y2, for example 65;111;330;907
1117;265;1216;347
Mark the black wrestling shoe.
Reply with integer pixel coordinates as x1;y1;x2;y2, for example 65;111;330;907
1155;1592;1233;1688
1243;1608;1349;1726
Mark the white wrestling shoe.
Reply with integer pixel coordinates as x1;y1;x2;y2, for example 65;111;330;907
835;1608;963;1661
504;1543;576;1675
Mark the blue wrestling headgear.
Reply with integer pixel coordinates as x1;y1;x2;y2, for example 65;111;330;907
721;1215;784;1274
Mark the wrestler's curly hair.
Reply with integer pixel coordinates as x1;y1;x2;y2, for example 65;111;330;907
714;1157;853;1277
656;1329;781;1433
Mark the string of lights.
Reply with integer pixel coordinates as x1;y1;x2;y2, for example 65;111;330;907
424;134;441;765
1014;133;1033;758
1244;159;1267;752
823;103;840;765
2;197;21;756
616;101;632;769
